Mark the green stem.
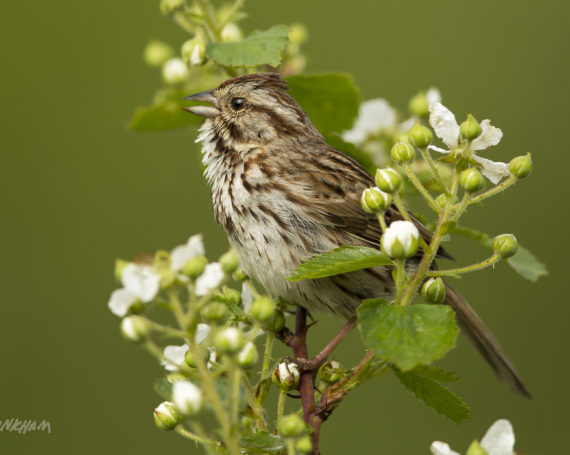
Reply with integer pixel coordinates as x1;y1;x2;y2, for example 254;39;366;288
421;148;450;196
229;361;241;430
376;213;387;232
168;289;186;329
219;0;245;29
175;424;217;446
287;439;297;455
148;320;187;339
173;12;195;33
242;375;266;431
394;259;406;303
261;332;274;382
403;163;440;213
428;253;501;277
277;389;286;426
470;175;517;204
451;192;471;222
142;339;165;361
190;422;220;455
392;193;411;222
195;0;222;40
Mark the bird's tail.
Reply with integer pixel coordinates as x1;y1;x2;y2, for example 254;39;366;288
444;282;531;398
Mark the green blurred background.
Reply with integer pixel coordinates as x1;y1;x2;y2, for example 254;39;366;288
1;0;568;453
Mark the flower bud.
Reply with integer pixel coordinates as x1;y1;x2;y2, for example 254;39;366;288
460;114;482;140
182;256;208;279
172;381;202;416
421;278;446;304
295;435;313;453
233;267;248;281
288;23;308;45
493;234;518;258
272;362;300;391
466;440;488;455
184;345;210;368
279;413;306;438
162;58;189;85
408;122;433;148
143;40;173;67
318;360;343;385
435;193;448;209
153;401;182;430
213;327;244;354
222;287;242;306
237;341;259;368
181;36;206;67
265;310;286;332
200;301;229;323
219;249;239;274
509;153;532;179
160;0;184;15
120;315;151;342
361;187;391;214
391;142;415;163
381;221;420;259
250;296;276;324
408;92;429;117
460;168;485;193
375;168;403;193
221;23;243;42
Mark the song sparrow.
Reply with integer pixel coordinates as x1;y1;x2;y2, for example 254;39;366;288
184;73;529;397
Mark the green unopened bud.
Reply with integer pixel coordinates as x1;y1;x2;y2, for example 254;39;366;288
460;168;486;193
219;249;239;274
153;401;182;430
114;259;130;281
162;58;189;85
181;35;206;67
435;193;448;209
265;310;286;332
236;341;259;368
160;0;184;15
278;413;306;438
289;23;308;45
172;380;203;416
144;40;174;67
421;278;446;304
184;345;210;368
221;287;242;306
466;440;488;455
361;187;391;213
509;153;532;179
408;122;433;148
318;360;343;385
250;296;276;324
493;234;518;258
295;435;313;453
408;92;429;117
233;267;248;281
272;362;300;391
182;256;208;279
375;168;402;193
120;315;151;342
391;142;415;164
213;327;244;354
382;221;420;259
460;114;482;140
200;301;229;323
221;23;242;42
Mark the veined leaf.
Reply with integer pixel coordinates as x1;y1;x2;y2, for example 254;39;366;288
287;246;392;282
506;245;548;282
357;299;459;371
240;431;285;454
394;367;471;423
206;25;289;67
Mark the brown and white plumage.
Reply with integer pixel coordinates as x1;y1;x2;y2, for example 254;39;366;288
186;72;530;397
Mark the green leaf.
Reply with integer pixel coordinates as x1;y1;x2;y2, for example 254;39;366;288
357;299;459;371
409;365;460;382
287;246;392;282
206;25;289;67
240;431;285;454
325;134;376;175
154;377;173;400
507;245;548;282
286;73;360;134
394;367;471;423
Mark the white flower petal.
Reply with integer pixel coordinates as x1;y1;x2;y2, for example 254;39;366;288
241;283;254;314
121;263;160;302
472;156;510;184
108;288;137;317
480;419;515;455
430;441;461;455
399;116;416;133
171;234;206;271
471;119;503;151
195;262;224;296
172;380;203;415
342;98;396;144
383;221;419;256
429;102;460;148
426;87;442;106
195;323;210;344
161;344;188;371
427;144;451;155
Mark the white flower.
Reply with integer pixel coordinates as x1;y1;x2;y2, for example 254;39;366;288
241;283;254;314
426;87;441;106
195;262;224;296
161;324;211;371
172;381;203;415
121;263;161;302
480;419;515;455
108;288;137;317
427;102;509;184
382;221;420;259
342;99;397;144
162;58;189;84
170;234;205;271
194;323;210;344
430;441;460;455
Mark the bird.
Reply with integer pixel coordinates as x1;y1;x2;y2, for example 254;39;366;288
183;72;530;397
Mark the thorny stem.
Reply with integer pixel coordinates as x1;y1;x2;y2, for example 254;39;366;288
421;148;450;195
168;289;186;328
229;361;242;431
403;163;440;213
261;332;274;381
394;259;406;303
242;375;266;431
175;424;218;447
277;389;286;425
470;174;517;204
428;253;502;277
392;193;411;222
451;192;471;222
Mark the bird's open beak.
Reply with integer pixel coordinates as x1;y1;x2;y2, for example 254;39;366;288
183;90;220;118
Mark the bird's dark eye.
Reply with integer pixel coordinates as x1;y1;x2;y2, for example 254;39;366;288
230;97;246;111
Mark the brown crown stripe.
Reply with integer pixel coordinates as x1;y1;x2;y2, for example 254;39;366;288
249;105;304;137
